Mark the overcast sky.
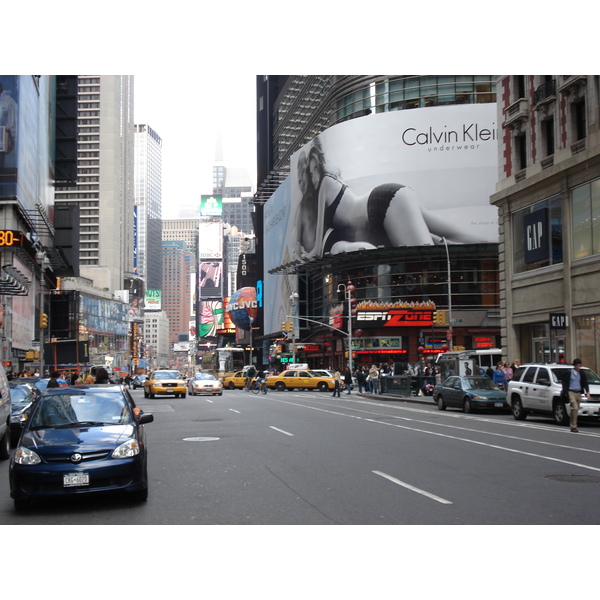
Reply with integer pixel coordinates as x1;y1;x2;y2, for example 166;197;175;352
134;72;258;218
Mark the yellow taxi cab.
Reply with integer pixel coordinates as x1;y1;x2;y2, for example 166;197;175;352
266;369;335;392
143;370;187;398
223;370;250;390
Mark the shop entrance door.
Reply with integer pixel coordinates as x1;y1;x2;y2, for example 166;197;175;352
533;338;550;363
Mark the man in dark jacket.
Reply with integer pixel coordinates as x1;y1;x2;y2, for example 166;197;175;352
344;367;353;395
46;371;61;388
561;358;591;432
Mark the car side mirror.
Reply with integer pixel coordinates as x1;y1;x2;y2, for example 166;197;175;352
138;412;154;424
537;378;550;386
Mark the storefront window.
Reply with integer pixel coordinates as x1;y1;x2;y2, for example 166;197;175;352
513;195;563;273
574;316;600;373
571;178;600;259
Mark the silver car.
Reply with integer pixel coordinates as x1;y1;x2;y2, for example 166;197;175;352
187;372;223;396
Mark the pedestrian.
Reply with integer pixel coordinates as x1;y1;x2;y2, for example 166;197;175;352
492;363;507;390
369;364;380;394
354;366;364;393
561;358;591;433
503;361;513;382
344;367;352;395
46;371;61;388
94;367;111;384
332;369;341;397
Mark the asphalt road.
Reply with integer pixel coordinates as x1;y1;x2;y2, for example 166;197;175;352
2;387;600;525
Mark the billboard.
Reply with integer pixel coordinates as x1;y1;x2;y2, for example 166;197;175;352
198;221;223;259
200;195;223;217
145;289;162;311
287;103;498;265
199;261;222;297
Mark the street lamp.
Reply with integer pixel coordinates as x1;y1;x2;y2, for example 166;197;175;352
289;291;299;364
337;282;354;373
35;249;50;377
440;237;453;351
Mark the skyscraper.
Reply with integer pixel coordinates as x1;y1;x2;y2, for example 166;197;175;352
55;75;135;292
134;123;163;290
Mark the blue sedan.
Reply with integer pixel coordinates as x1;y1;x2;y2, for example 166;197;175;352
433;376;509;413
9;384;153;511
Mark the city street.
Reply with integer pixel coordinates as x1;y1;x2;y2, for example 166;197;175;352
2;387;600;525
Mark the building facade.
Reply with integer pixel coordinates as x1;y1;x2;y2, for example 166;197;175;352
55;75;135;292
491;75;600;372
162;240;193;347
134;123;163;290
256;76;501;371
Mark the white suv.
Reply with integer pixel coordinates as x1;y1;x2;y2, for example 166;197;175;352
507;363;600;426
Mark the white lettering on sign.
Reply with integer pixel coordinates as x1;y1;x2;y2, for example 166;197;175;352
526;221;543;251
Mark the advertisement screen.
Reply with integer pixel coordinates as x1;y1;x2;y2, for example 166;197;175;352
198;221;223;259
199;261;222;298
288;103;498;264
200;195;223;217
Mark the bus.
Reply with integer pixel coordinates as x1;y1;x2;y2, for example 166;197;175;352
435;348;502;381
201;347;246;381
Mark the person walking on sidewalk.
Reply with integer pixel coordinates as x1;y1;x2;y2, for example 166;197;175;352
368;364;380;394
561;358;591;433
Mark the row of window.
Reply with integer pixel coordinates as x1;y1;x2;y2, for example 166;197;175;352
513;176;600;273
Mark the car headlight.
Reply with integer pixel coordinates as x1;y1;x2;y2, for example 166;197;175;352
14;447;41;465
112;439;140;459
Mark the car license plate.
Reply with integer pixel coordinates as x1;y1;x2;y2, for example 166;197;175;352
494;402;504;407
63;472;90;487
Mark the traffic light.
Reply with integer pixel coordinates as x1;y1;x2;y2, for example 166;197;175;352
281;320;293;333
432;310;447;326
39;312;48;328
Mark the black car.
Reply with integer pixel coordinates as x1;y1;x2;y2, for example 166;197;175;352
433;376;509;413
8;383;38;445
9;384;153;511
132;375;147;389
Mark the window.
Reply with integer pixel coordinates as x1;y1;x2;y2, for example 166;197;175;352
513;195;563;273
516;133;527;170
573;99;586;141
571;178;600;259
544;116;554;157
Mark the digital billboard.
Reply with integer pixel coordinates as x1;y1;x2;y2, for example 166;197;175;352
200;195;223;217
198;221;223;259
199;261;222;297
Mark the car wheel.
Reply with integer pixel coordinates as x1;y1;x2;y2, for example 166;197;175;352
143;389;148;398
553;399;569;426
228;382;236;390
463;397;475;414
149;392;155;399
436;395;446;411
0;426;10;460
512;397;527;420
317;382;328;392
275;381;286;391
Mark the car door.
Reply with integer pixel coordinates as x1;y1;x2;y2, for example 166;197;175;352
296;371;312;389
443;377;459;408
531;367;553;413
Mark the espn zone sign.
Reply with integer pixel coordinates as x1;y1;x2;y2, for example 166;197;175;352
357;309;433;327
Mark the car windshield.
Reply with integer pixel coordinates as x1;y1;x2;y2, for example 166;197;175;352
153;372;179;380
29;391;132;428
35;379;49;392
195;373;216;380
463;377;499;390
10;387;33;405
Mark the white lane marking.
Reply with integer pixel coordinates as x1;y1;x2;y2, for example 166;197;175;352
373;471;453;505
229;409;240;414
205;399;214;403
264;397;600;473
269;426;294;437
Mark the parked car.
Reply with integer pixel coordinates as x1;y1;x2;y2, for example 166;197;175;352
0;363;11;461
507;363;600;425
188;372;223;396
9;383;38;445
9;384;153;511
143;370;187;398
434;376;509;413
266;369;335;392
132;375;147;389
223;370;250;390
